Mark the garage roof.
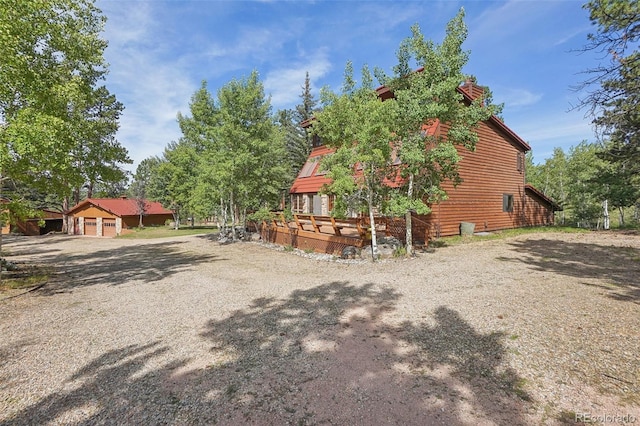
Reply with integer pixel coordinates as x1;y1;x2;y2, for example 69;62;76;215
67;197;173;217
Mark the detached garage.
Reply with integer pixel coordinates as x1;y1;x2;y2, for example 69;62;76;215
13;209;64;236
67;197;174;237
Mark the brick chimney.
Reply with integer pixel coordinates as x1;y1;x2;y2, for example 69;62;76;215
462;78;485;102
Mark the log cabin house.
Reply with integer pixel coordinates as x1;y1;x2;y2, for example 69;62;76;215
66;197;174;237
290;79;561;240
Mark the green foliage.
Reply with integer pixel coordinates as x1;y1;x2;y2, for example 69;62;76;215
153;142;197;228
580;0;639;176
276;72;318;182
376;8;497;248
311;9;499;255
275;109;305;181
0;0;129;239
247;207;275;223
0;0;110;186
313;63;398;258
0;198;38;231
393;246;407;257
207;71;289;221
526;140;640;228
71;86;131;197
144;73;289;236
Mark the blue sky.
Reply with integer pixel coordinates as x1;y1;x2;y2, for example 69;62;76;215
97;0;600;172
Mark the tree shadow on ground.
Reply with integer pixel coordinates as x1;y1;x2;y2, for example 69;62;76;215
1;235;69;257
499;238;640;303
32;241;223;294
1;281;534;425
195;232;220;242
0;342;191;426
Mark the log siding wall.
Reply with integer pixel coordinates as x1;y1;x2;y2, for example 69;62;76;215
424;120;529;237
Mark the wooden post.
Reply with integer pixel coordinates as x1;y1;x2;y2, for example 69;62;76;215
355;218;367;240
330;217;342;236
309;215;320;233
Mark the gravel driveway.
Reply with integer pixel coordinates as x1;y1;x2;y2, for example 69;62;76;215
1;231;639;425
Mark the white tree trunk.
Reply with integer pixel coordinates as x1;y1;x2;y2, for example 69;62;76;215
230;190;236;241
405;173;414;257
173;211;180;230
368;188;378;261
603;199;610;230
618;206;625;227
62;196;70;234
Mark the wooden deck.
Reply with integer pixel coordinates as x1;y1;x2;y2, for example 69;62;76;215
258;213;432;255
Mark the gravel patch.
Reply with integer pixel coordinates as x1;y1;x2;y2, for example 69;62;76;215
0;231;639;425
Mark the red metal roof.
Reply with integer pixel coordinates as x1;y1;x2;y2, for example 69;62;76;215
290;145;335;194
67;197;173;217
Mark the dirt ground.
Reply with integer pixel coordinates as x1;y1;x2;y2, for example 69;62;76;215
0;230;639;425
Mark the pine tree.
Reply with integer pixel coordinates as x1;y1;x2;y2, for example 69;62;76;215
578;0;639;173
278;72;318;182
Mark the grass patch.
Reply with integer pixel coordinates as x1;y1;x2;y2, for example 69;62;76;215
0;265;51;291
117;225;218;239
557;410;582;424
430;226;590;248
393;246;407;257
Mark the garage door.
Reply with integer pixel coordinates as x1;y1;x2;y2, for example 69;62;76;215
84;218;97;236
103;218;116;237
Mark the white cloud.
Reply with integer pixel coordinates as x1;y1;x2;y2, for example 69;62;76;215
356;2;434;30
500;88;543;108
506;110;595;161
99;1;197;171
100;1;154;47
264;49;332;109
469;0;557;44
553;26;591;47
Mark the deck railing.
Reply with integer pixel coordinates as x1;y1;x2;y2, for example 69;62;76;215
254;213;432;255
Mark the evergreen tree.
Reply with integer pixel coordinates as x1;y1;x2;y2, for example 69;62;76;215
277;72;318;182
276;109;305;181
129;157;162;226
71;86;131;204
295;71;317;146
579;0;639;172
